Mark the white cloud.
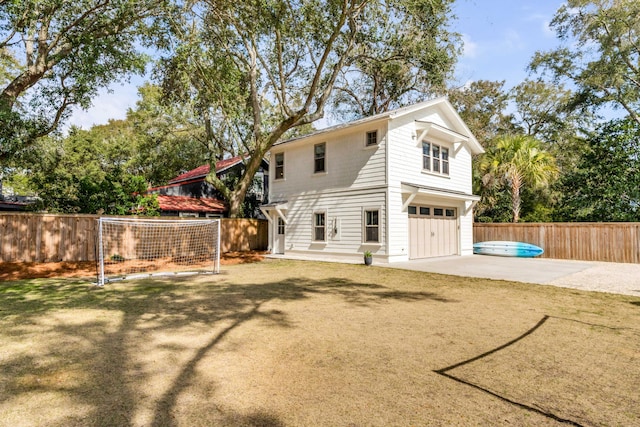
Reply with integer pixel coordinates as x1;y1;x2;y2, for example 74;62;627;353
461;33;479;58
542;19;555;38
66;81;142;130
524;12;556;39
503;29;525;51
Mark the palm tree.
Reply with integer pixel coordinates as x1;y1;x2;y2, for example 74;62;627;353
478;134;558;222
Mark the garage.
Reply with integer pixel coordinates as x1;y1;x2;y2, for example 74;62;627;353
408;205;458;259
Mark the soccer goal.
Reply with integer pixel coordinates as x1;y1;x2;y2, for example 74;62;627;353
96;217;221;286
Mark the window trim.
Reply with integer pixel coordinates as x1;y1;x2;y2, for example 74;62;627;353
314;142;326;174
274;152;285;180
312;210;327;243
422;141;431;171
442;146;450;175
408;205;457;219
361;206;383;245
365;130;378;147
422;140;450;176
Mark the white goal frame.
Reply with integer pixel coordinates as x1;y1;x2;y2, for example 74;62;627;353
96;217;221;286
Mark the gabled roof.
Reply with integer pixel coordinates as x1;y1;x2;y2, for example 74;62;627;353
168;164;210;184
168;155;246;185
0;200;31;211
273;97;484;154
157;195;226;213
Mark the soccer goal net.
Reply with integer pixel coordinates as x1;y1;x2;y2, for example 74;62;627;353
96;217;220;286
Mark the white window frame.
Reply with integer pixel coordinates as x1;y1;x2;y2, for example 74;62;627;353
422;141;432;171
179;212;199;218
362;206;383;245
422;141;450;176
314;142;326;174
365;130;378;147
312;210;327;242
442;146;450;175
408;205;457;218
274;152;285;180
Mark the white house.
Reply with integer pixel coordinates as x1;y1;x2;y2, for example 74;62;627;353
260;97;484;263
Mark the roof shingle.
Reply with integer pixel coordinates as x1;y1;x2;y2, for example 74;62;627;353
167;155;245;184
157;195;226;213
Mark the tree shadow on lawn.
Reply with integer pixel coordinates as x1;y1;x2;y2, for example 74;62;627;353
0;274;454;427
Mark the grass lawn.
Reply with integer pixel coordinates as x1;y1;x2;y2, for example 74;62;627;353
0;259;638;426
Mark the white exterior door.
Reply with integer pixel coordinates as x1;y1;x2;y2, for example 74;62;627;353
409;205;458;259
274;217;285;254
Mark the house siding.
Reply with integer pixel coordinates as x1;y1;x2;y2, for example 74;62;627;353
266;98;480;262
387;111;473;194
283;187;387;259
385;107;476;259
270;124;388;259
270;124;387;202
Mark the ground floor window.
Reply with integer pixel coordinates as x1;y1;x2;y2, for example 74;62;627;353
313;212;326;242
409;205;457;218
364;209;379;243
277;218;285;235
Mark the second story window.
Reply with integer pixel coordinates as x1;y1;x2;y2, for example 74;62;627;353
433;145;441;173
314;142;326;173
423;142;431;171
366;130;378;147
442;147;449;175
422;141;449;176
275;153;284;180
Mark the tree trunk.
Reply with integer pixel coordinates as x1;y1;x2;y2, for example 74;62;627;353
227;191;244;218
226;150;266;218
511;173;522;223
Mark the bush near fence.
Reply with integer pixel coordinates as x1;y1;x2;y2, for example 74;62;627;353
0;213;268;263
474;222;640;264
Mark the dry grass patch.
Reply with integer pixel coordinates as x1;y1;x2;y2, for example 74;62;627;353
0;259;638;426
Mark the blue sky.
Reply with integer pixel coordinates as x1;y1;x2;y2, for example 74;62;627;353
67;1;566;130
452;0;562;87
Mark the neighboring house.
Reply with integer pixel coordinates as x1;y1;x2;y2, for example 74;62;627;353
260;97;484;263
147;155;269;218
0;181;38;211
0;196;36;212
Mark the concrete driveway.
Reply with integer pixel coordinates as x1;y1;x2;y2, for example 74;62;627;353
383;255;640;297
268;253;640;297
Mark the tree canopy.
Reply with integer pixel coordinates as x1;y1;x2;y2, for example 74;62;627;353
0;0;167;163
330;0;459;120
556;118;640;222
530;0;640;124
158;0;460;217
477;134;558;223
28;128;159;215
2;0;639;224
447;80;514;147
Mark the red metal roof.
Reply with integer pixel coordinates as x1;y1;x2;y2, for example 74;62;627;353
168;155;245;184
157;195;227;213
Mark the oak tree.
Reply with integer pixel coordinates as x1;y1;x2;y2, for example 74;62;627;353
160;0;459;217
530;0;640;124
0;0;167;162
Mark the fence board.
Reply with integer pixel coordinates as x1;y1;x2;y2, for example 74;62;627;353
474;223;640;264
0;213;268;263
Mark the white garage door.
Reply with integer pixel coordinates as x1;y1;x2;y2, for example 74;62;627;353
409;205;458;259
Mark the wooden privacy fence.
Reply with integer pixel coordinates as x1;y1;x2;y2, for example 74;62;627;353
0;213;268;263
474;222;640;264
